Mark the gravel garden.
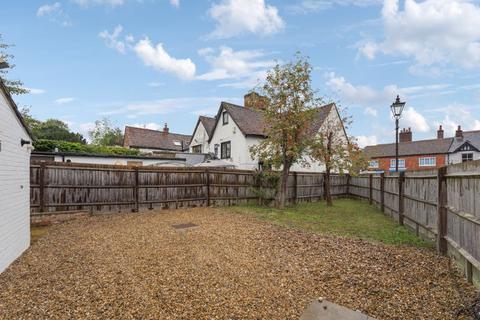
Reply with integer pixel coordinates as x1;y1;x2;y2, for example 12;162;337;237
0;200;477;319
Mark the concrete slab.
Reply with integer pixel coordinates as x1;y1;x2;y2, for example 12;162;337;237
300;299;375;320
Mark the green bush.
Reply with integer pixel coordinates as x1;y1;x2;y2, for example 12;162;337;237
33;139;140;156
250;170;280;205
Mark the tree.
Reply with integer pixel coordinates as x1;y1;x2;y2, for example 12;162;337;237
249;55;319;209
89;118;123;146
34;119;86;143
309;107;367;206
0;34;28;95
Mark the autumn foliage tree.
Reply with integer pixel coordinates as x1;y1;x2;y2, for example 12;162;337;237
309;109;367;206
249;55;319;209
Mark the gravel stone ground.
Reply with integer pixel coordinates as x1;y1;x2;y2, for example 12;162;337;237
0;208;476;320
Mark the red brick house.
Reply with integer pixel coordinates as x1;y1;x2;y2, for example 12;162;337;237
364;126;452;172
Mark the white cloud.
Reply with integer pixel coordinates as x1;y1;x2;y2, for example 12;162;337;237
73;0;124;7
356;135;378;148
99;25;127;54
170;0;180;8
37;2;71;26
54;97;75;105
402;106;430;133
430;104;480;135
208;0;284;38
364;107;378;117
287;0;381;14
134;38;196;80
359;0;480;72
128;123;163;130
197;46;275;88
325;72;451;107
147;82;164;87
100;97;237;117
25;87;46;95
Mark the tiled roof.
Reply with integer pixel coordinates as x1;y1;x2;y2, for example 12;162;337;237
123;126;191;151
216;102;335;138
364;137;454;158
198;116;216;137
449;130;480;152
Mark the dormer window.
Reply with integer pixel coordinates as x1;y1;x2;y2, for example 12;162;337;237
222;111;229;125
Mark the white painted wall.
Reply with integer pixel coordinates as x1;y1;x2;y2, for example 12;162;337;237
0;89;31;273
448;151;480;164
189;122;210;153
51;155;186;166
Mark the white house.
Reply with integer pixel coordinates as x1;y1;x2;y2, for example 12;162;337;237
0;80;33;273
447;126;480;164
189;116;215;154
200;93;348;172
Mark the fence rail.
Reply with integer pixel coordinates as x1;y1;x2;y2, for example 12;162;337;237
349;161;480;288
29;160;480;287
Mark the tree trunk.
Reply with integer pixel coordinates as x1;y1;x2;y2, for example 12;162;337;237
324;131;333;206
324;166;332;206
276;162;291;209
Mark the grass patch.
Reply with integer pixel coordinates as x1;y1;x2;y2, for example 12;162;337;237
231;198;431;247
31;226;49;244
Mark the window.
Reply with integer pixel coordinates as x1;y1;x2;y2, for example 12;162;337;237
462;153;474;162
368;160;379;168
390;159;405;169
191;145;202;153
419;157;436;167
214;144;219;158
220;141;231;159
222;111;229;125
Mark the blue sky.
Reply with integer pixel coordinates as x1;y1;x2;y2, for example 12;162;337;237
2;0;480;146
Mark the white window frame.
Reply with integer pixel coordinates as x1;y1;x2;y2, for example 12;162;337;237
390;159;405;168
462;153;474;162
419;157;436;167
368;160;379;168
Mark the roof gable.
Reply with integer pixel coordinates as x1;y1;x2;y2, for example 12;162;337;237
0;79;32;139
123;126;191;151
191;116;216;141
453;141;480;153
208;101;336;143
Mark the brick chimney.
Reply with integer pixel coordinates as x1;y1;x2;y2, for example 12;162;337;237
163;123;169;134
455;125;463;139
244;92;267;110
399;127;412;143
437;125;444;139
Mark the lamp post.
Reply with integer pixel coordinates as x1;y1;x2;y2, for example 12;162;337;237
390;95;405;172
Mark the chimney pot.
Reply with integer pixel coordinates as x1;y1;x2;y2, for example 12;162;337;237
437;124;444;139
399;127;413;143
455;125;463;139
163;123;169;134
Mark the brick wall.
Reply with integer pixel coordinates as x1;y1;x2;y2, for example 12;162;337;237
370;154;447;171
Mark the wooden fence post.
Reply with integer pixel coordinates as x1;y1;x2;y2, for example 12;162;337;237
380;173;385;213
134;167;139;212
398;171;405;226
368;174;373;205
206;169;210;207
346;174;350;197
39;163;46;213
436;166;448;255
293;172;298;205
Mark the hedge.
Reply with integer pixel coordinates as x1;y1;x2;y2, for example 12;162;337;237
33;139;140;156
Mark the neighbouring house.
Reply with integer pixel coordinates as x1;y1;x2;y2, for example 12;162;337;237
123;123;191;153
189;116;216;154
0;79;33;273
31;151;187;167
196;93;348;172
447;126;480;164
123;124;207;165
364;125;480;172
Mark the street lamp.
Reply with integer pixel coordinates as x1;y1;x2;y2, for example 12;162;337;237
390;95;405;172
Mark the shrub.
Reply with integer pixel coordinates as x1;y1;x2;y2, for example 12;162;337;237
33;139;140;156
250;170;280;205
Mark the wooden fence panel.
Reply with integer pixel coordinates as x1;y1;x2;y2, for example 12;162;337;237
349;176;369;199
383;174;399;221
